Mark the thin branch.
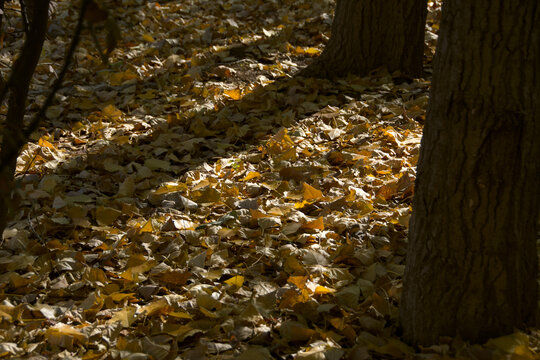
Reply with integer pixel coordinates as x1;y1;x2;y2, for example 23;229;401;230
23;0;89;139
0;0;91;172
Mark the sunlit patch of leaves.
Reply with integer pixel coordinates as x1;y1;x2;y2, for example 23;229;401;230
0;0;537;359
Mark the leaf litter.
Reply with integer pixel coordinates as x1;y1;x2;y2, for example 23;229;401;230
0;0;538;359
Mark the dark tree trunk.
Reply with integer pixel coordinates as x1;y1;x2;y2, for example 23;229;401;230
400;0;540;346
300;0;427;78
0;0;49;234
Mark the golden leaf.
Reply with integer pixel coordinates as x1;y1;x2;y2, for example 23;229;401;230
303;216;324;231
224;88;242;100
142;33;154;42
242;171;261;181
287;275;308;289
302;183;323;201
102;104;122;122
314;285;336;295
139;220;154;233
225;275;245;288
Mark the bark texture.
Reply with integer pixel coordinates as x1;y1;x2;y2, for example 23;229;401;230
400;0;540;346
300;0;427;78
0;0;49;234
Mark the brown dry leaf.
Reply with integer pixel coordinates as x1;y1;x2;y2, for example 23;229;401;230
192;187;221;203
120;260;158;281
280;320;316;343
376;182;398;201
279;167;307;182
158;271;192;286
108;306;137;327
284;255;306;275
96;206;121;226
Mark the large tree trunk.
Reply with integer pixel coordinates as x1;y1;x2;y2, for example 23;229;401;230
0;0;49;235
300;0;427;78
400;0;540;346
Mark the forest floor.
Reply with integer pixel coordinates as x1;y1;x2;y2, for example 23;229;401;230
0;0;538;359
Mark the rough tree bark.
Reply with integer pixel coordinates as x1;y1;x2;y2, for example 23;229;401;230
300;0;427;78
400;0;540;346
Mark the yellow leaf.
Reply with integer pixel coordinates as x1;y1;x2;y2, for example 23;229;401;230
38;137;55;149
154;182;188;195
224;88;242;100
107;292;136;303
242;171;261;181
345;189;356;201
272;128;294;147
139;220;154;233
279;288;310;309
303;216;324;231
287;275;308;289
304;47;321;55
315;285;336;295
142;33;154;42
302;183;323;201
267;207;284;216
225;275;244;288
354;199;374;216
102;104;123;122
